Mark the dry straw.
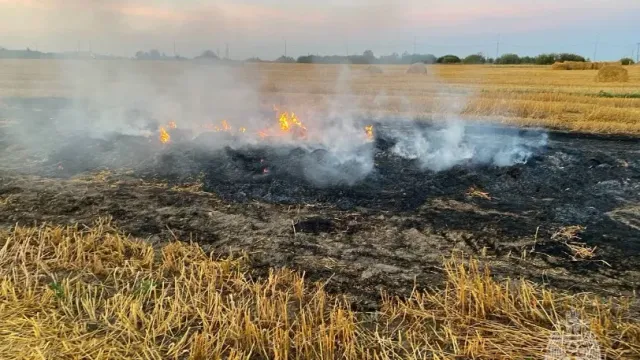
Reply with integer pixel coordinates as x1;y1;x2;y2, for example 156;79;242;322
596;65;629;82
0;219;638;359
406;62;428;74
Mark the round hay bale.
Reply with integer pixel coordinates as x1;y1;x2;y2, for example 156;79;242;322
406;63;427;74
365;65;384;74
595;66;628;82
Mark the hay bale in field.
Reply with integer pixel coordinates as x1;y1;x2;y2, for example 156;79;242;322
406;63;427;74
552;61;622;70
592;61;621;70
564;61;590;70
595;65;628;82
551;62;569;70
365;65;384;74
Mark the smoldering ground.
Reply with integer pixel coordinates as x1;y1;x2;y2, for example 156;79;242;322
1;61;549;188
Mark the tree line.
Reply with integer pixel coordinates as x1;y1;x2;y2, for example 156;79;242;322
188;49;636;65
293;51;635;65
1;46;635;65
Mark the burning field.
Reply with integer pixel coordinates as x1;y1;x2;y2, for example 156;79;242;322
1;71;640;357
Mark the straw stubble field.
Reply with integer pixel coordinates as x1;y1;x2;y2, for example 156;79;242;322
1;60;640;359
0;60;639;134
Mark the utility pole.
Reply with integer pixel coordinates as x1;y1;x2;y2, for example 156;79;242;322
495;34;500;60
225;43;229;60
593;37;599;62
173;41;176;57
284;39;287;57
413;36;417;54
636;42;640;63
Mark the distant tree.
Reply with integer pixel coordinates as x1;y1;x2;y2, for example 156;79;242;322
275;55;295;63
196;50;219;59
557;53;585;62
297;55;314;63
437;54;462;64
414;54;437;64
345;54;368;64
379;52;399;64
520;56;536;64
363;49;375;62
535;53;557;65
496;53;521;64
486;57;495;64
620;57;635;65
463;54;486;64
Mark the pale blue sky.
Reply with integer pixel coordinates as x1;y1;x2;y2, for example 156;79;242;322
1;0;638;60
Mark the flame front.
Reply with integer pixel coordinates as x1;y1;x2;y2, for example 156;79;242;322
279;113;290;132
159;127;170;144
276;111;306;138
157;109;367;145
365;125;374;141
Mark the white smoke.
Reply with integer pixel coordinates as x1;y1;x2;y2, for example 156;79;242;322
1;58;547;184
384;66;548;172
390;122;547;171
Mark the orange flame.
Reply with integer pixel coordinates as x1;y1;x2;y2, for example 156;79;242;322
275;111;306;138
159;127;170;144
364;125;374;141
279;113;290;132
168;121;177;129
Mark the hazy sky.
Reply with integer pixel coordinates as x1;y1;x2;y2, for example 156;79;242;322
1;0;638;60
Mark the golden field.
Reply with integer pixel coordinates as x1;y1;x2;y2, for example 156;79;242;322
1;219;639;359
0;60;639;135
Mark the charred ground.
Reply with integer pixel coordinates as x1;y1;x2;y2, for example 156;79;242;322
1;97;639;309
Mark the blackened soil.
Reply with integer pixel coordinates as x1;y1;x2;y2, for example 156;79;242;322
1;97;639;309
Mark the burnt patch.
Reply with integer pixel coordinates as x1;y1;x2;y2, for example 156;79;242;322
294;217;334;234
2;104;640;305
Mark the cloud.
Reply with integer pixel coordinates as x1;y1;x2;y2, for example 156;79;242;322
0;0;638;58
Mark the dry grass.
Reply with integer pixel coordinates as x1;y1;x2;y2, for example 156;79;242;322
551;225;586;241
565;242;598;260
1;219;638;359
466;186;492;200
1;60;640;135
550;225;606;263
